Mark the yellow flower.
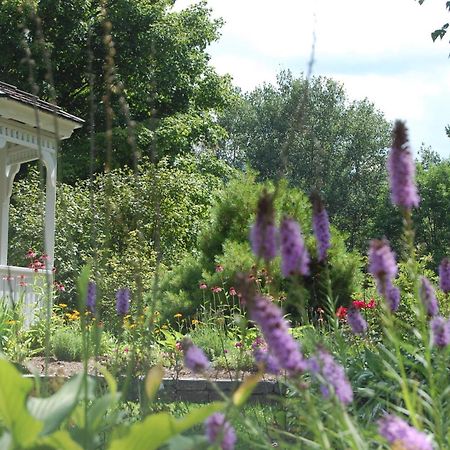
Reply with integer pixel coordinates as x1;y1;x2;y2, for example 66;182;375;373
161;324;168;330
7;320;16;325
154;311;160;316
58;303;67;308
191;319;199;325
174;313;182;318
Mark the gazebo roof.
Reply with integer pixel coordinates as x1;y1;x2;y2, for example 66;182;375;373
0;81;84;125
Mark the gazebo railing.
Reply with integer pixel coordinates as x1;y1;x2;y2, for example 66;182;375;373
0;265;53;328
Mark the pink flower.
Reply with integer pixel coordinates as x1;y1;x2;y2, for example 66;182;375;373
229;287;237;296
366;299;376;309
199;282;207;290
175;341;182;351
336;306;348;319
352;300;366;309
235;342;242;348
211;286;222;293
215;264;224;273
26;249;36;259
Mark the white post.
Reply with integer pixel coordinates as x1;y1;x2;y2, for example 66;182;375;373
0;148;8;265
43;151;57;269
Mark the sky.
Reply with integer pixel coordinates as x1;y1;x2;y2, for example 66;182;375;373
175;0;450;158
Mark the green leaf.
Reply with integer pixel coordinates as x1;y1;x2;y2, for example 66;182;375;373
0;359;43;447
33;430;83;450
167;434;208;450
28;373;95;436
145;365;164;402
109;402;224;450
77;264;92;313
232;373;262;407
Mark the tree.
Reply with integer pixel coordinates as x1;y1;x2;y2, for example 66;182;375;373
219;70;392;250
0;0;234;180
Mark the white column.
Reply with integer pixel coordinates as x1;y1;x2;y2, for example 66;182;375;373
0;146;8;265
42;151;57;269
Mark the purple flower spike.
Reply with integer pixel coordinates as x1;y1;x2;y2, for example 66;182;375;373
253;347;281;375
115;288;130;315
430;316;450;348
280;217;310;277
182;339;210;373
250;295;307;376
205;413;236;450
419;277;439;317
250;190;278;262
368;239;397;293
311;191;331;262
378;415;432;450
86;281;96;313
308;349;353;405
347;307;367;335
386;282;401;312
439;257;450;294
387;121;420;209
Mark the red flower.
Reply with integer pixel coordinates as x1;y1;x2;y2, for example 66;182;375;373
336;306;348;319
352;300;366;309
366;299;376;309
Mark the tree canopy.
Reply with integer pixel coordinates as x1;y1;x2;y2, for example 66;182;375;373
0;0;234;180
218;70;392;249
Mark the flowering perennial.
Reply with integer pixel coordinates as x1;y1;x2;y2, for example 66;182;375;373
280;217;310;277
250;295;306;376
115;288;130;315
378;415;432;450
430;316;450;348
205;413;236;450
387;120;420;209
253;347;281;375
308;348;353;405
347;307;367;335
419;277;438;317
368;239;397;292
86;281;96;313
439;257;450;294
250;190;278;262
182;339;210;373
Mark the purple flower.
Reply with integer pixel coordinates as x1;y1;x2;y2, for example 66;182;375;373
430;316;450;348
387;121;420;209
347;307;367;335
250;295;307;376
280;217;310;277
368;239;397;293
205;413;236;450
378;415;432;450
386;282;401;312
308;349;353;405
311;191;331;262
419;277;438;317
250;190;278;262
86;281;96;313
439;257;450;294
253;347;281;375
182;339;210;373
115;288;130;315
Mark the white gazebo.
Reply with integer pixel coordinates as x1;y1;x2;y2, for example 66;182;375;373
0;81;83;324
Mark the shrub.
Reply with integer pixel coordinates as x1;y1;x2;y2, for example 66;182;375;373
52;328;83;361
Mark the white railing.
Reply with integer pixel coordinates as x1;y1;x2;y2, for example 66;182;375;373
0;265;53;328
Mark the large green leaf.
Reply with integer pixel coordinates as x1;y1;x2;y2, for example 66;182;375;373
0;359;42;447
33;430;83;450
28;373;95;436
109;402;224;450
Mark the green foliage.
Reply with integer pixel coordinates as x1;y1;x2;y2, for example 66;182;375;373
219;70;391;250
0;0;235;179
52;328;83;361
159;172;362;322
